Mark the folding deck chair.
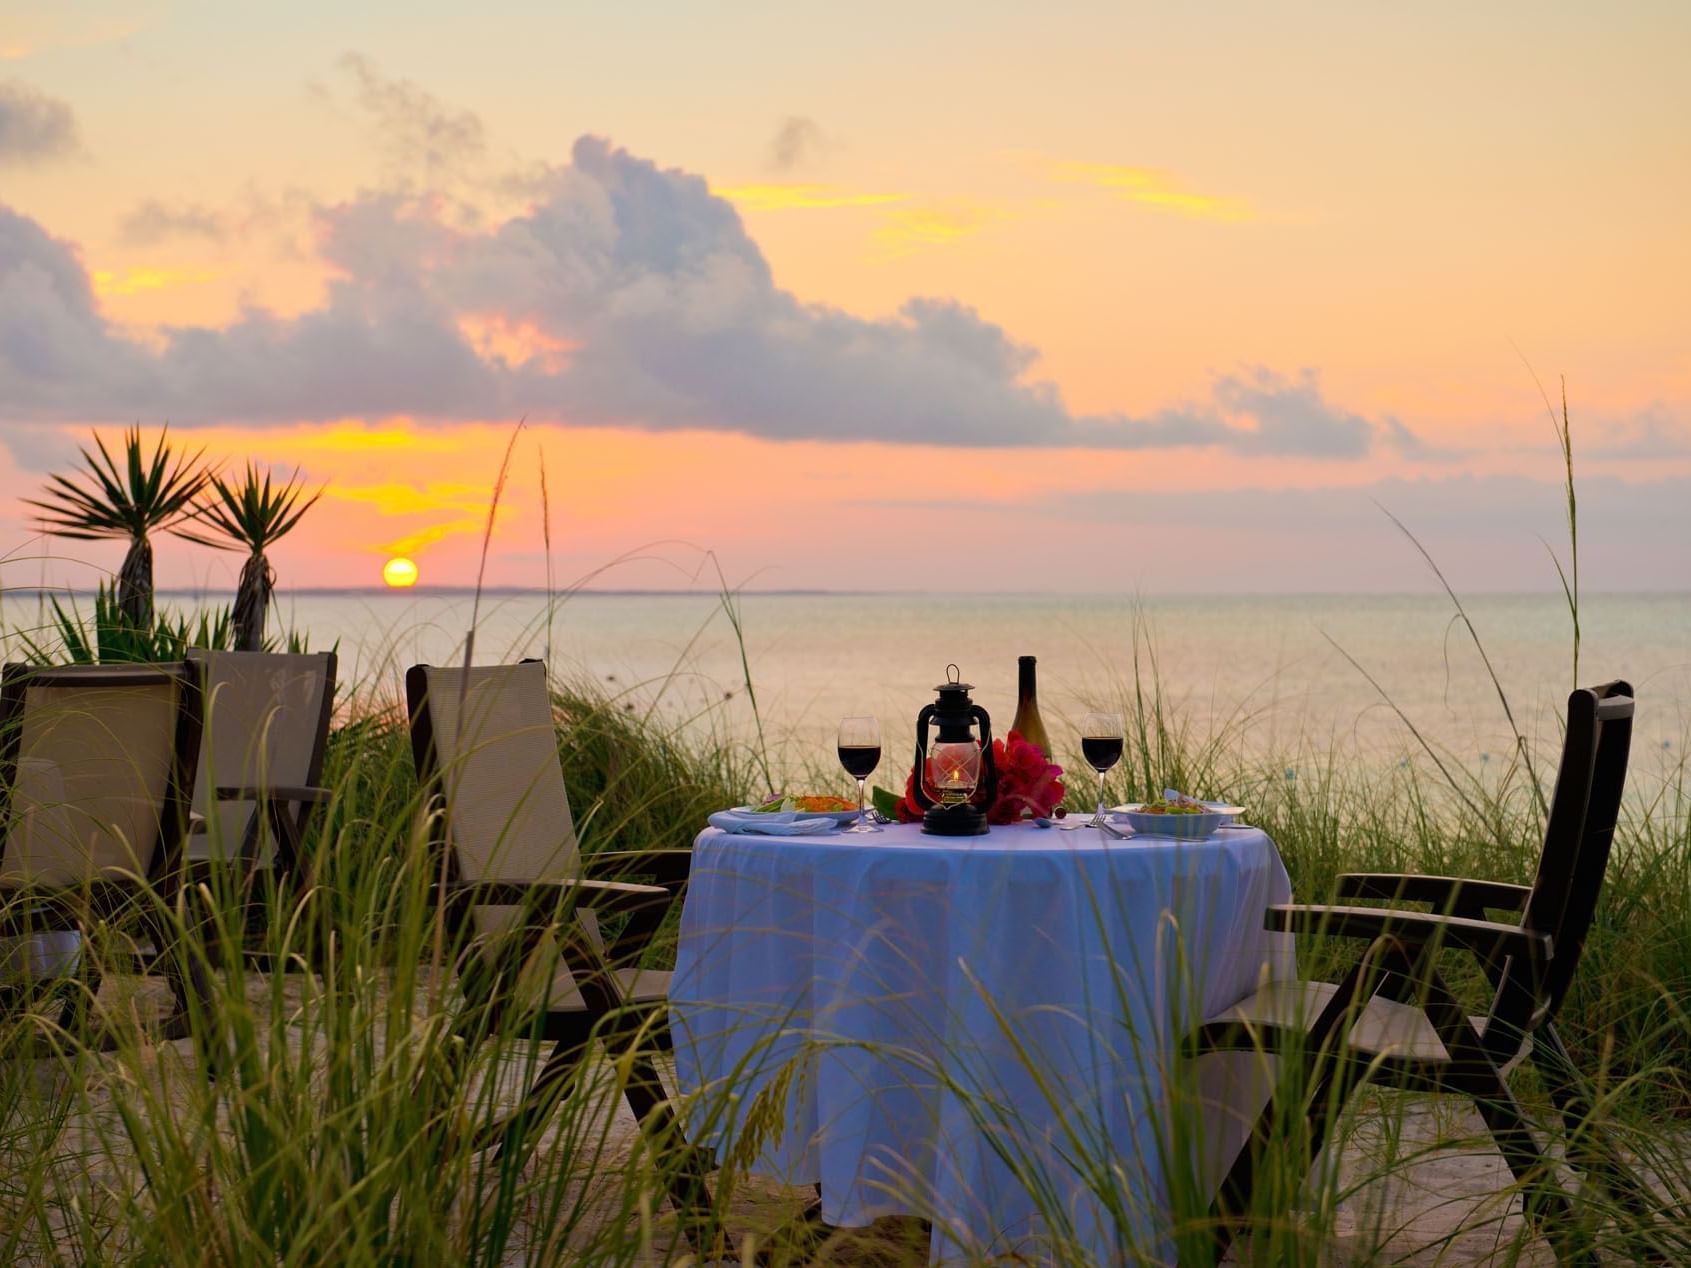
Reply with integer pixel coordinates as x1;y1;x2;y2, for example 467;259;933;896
1193;681;1657;1266
406;659;711;1241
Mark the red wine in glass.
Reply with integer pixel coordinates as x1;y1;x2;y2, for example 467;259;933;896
1073;711;1124;829
838;745;882;779
1081;735;1124;771
838;717;882;833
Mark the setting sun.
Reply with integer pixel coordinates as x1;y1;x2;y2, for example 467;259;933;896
382;556;419;589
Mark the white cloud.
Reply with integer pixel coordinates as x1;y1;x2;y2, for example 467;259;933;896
2;134;1426;457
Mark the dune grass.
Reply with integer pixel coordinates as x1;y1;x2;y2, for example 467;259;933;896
3;405;1688;1263
0;622;1683;1265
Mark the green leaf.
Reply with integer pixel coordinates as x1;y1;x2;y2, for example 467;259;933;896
870;785;902;821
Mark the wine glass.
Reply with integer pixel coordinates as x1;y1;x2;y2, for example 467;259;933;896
837;716;882;834
1068;710;1123;830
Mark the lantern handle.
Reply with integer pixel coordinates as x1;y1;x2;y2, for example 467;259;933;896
911;702;938;810
971;702;997;808
946;663;960;684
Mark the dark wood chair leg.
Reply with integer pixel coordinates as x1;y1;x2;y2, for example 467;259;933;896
1469;1071;1595;1268
1205;1052;1337;1266
616;1045;715;1256
1531;1023;1671;1261
483;1032;590;1161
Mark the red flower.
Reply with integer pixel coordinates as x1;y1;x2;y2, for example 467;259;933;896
895;730;1064;825
988;730;1066;824
893;759;928;823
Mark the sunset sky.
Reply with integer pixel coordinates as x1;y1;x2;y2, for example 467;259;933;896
3;2;1688;593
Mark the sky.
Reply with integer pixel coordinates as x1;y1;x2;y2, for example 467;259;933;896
2;0;1688;594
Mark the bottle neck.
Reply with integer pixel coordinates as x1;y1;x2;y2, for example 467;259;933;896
1017;655;1037;702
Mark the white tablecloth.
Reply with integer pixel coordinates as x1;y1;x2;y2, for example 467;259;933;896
672;820;1295;1264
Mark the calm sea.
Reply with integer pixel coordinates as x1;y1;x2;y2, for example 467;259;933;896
245;590;1689;784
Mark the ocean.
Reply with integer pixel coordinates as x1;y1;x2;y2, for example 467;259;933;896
245;589;1690;784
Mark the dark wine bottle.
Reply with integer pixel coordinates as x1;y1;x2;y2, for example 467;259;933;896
1010;655;1052;758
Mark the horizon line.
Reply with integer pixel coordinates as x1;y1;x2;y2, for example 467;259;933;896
4;585;1687;600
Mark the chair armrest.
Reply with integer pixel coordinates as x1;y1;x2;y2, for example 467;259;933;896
216;784;331;804
189;811;208;835
1267;903;1552;981
446;876;670;918
585;848;692;890
1336;873;1532;912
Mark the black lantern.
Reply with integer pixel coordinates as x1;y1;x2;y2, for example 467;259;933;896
910;665;998;836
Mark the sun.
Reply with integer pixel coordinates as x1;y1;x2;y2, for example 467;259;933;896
382;557;419;589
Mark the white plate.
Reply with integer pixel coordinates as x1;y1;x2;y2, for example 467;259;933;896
733;805;863;825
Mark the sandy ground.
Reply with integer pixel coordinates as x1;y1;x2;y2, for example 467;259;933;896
7;973;1678;1266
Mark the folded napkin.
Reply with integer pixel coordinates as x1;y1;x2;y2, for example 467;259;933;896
708;810;838;836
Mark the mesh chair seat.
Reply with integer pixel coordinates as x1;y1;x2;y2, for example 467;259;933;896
186;650;334;865
1209;979;1531;1073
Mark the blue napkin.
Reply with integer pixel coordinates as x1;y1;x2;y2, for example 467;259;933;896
708;810;838;836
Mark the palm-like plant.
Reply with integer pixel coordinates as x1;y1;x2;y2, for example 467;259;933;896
26;427;211;629
183;464;323;651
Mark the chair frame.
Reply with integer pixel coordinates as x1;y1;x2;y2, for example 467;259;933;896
1193;681;1661;1266
0;662;205;1040
405;661;712;1245
182;649;338;965
189;648;338;888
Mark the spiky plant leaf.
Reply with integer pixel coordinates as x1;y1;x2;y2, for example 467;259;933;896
183;464;324;650
24;427;210;627
25;427;209;541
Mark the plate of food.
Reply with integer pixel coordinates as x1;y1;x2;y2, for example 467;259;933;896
1110;793;1244;839
739;794;863;825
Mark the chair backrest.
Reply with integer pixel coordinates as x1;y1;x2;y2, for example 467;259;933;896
186;649;336;862
0;663;202;890
1497;680;1634;1034
405;660;581;942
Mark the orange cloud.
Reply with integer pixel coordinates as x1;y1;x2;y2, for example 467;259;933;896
91;266;220;297
373;518;489;558
871;203;1012;257
327;480;499;556
329;480;491;517
279;421;463;456
0;4;159;60
457;313;575;373
1044;161;1254;222
715;183;908;212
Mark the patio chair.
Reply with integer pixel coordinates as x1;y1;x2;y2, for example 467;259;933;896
183;649;336;958
406;659;711;1236
0;662;205;1043
1193;681;1644;1267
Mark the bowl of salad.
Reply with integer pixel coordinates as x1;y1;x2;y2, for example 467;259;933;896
1112;793;1243;839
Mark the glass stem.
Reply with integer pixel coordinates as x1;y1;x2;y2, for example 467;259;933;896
857;777;867;827
1097;768;1107;824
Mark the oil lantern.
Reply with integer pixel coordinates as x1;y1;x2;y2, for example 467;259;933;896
910;665;997;835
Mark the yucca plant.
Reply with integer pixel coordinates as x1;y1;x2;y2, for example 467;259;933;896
183;464;322;651
15;583;236;664
25;426;210;629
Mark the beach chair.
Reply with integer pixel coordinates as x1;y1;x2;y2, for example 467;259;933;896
1193;681;1645;1266
0;662;204;1042
405;659;711;1235
184;650;335;957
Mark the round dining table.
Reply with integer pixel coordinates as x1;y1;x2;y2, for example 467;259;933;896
671;818;1295;1265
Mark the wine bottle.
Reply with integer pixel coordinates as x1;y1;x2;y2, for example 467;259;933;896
1010;655;1052;758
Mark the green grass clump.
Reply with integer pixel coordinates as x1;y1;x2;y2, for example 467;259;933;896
0;645;1685;1265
